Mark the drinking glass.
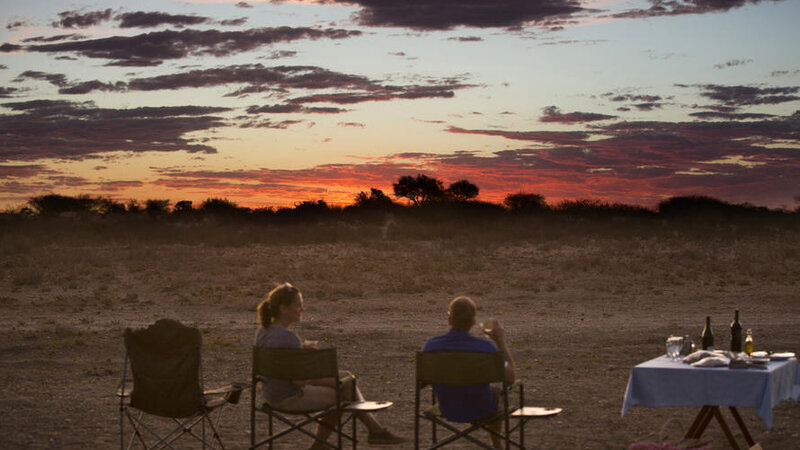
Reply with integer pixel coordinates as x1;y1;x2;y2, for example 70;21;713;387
666;335;684;361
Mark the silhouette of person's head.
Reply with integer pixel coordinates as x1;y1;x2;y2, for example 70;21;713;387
448;296;476;331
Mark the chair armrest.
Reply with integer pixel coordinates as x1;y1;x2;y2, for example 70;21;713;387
339;374;356;385
116;381;133;398
204;382;247;405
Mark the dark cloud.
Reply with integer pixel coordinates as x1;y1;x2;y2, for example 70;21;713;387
0;100;228;162
260;50;298;60
238;118;303;129
98;180;145;191
116;12;211;28
771;70;800;78
612;0;777;19
53;9;113;28
0;65;6;70
104;58;163;67
0;164;52;178
689;111;775;120
220;18;248;27
447;126;590;146
13;70;126;95
0;87;19;98
604;93;663;102
247;104;348;114
540;106;616;123
633;102;663;111
693;84;800;108
40;63;472;111
127;64;374;93
15;71;69;87
236;2;253;8
24;27;361;66
338;122;366;128
22;33;86;43
1;43;23;52
295;0;585;30
714;58;752;70
6;20;31;31
603;92;667;111
448;36;484;42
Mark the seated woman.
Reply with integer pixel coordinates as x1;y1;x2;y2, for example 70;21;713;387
255;282;404;448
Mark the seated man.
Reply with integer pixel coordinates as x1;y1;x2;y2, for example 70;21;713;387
421;296;516;449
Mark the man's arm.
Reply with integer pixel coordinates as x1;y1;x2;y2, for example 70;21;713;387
484;319;516;384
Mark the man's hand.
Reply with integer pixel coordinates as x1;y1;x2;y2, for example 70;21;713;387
483;318;506;344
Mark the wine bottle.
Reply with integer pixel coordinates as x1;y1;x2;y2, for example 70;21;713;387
701;316;714;350
744;329;754;356
730;309;743;352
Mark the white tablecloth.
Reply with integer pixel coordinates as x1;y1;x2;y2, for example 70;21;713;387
621;355;800;428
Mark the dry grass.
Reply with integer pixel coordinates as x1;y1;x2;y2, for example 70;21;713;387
0;219;798;448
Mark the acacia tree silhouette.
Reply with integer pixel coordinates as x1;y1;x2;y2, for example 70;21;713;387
353;188;394;208
392;174;445;205
446;179;479;201
504;192;547;212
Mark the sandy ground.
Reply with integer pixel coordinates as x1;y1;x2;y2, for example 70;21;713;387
1;228;799;449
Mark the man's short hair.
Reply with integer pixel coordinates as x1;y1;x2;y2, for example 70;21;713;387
448;296;476;330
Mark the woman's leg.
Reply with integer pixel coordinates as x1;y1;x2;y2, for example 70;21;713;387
337;370;388;434
272;385;339;450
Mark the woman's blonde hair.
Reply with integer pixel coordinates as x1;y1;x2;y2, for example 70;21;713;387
257;283;301;327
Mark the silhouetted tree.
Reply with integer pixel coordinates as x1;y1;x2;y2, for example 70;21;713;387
200;198;243;215
294;199;330;213
145;199;170;216
446;180;479;201
126;199;143;213
27;194;93;215
392;174;445;205
657;195;737;215
86;196;125;214
353;188;394;208
504;192;547;212
174;200;193;213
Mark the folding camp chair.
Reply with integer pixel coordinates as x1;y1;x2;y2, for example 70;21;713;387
250;346;392;450
414;351;562;450
118;319;243;449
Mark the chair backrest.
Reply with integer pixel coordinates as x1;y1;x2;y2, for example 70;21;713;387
416;351;505;386
252;347;339;381
124;319;203;418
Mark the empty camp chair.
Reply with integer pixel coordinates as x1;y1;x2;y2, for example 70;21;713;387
118;319;243;449
414;351;561;450
250;346;392;449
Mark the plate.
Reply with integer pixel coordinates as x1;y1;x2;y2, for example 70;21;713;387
770;352;796;361
751;351;769;358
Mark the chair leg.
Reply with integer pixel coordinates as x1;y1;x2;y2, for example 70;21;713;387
268;414;273;450
519;386;525;450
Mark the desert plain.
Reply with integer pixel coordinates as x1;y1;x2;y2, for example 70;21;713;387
1;214;798;449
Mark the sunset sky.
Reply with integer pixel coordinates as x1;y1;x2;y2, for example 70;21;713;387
1;0;799;210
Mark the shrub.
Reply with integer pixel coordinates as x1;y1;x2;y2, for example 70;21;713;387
504;192;547;213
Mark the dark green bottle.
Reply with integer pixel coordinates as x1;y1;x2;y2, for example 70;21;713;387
730;309;742;352
701;316;714;350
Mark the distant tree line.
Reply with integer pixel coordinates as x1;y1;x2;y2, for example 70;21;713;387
8;173;799;219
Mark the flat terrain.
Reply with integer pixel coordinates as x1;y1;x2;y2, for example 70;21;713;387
1;218;799;449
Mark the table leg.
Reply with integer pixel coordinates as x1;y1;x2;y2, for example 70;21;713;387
728;407;755;447
712;407;741;450
685;405;712;439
